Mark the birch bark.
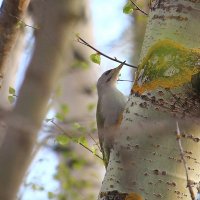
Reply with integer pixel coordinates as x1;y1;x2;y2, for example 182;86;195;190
99;1;200;199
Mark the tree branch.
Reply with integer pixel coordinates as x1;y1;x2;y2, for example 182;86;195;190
50;120;103;161
77;36;137;69
176;122;195;200
130;0;148;16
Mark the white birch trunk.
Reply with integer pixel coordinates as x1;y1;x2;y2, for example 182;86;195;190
99;1;200;199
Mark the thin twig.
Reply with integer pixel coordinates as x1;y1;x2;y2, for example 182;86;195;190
77;36;137;69
176;122;195;200
9;13;39;30
89;133;101;150
130;0;148;16
117;79;134;82
50;120;103;160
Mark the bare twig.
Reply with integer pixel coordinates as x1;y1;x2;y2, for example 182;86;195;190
77;36;137;69
50;120;103;160
176;122;195;200
117;79;134;83
130;0;148;16
89;133;101;150
9;13;39;30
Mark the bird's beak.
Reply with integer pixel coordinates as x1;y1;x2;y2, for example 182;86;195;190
112;61;126;80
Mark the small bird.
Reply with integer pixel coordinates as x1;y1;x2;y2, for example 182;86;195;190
96;61;127;167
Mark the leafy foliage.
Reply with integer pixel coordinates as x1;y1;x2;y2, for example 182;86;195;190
53;151;95;200
55;104;69;121
56;134;70;146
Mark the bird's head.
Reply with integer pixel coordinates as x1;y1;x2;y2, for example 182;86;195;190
97;61;125;94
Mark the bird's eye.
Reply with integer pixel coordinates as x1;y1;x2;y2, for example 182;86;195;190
105;69;112;75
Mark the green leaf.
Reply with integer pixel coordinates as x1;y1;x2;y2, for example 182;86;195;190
8;95;15;104
48;192;55;199
87;103;96;112
31;184;44;191
72;61;89;70
90;53;101;65
78;136;88;147
91;146;97;155
56;134;70;145
16;21;24;29
61;104;69;115
73;122;86;133
9;87;15;95
123;3;133;14
55;112;65;121
73;122;81;130
71;137;79;143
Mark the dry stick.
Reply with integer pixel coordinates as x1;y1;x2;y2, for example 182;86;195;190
130;0;148;16
117;79;134;82
176;122;195;200
50;120;103;160
89;133;101;151
77;36;137;69
9;13;39;30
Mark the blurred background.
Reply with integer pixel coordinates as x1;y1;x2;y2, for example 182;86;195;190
0;0;147;199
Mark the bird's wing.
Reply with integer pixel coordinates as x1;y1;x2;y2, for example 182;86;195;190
96;99;105;130
96;99;105;154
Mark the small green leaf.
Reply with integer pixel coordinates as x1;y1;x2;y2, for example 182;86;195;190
91;146;97;155
78;136;88;147
55;112;65;121
73;122;81;130
48;192;55;199
31;184;44;191
72;61;89;70
72;137;79;143
9;87;15;95
8;95;15;104
16;21;24;29
72;122;86;133
123;3;133;14
90;53;101;65
61;104;69;115
87;103;96;112
56;134;69;145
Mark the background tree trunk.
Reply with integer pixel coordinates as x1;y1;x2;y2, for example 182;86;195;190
99;1;200;199
0;0;30;109
52;0;102;199
0;1;83;199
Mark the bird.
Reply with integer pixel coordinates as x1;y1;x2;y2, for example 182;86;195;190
96;61;127;168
